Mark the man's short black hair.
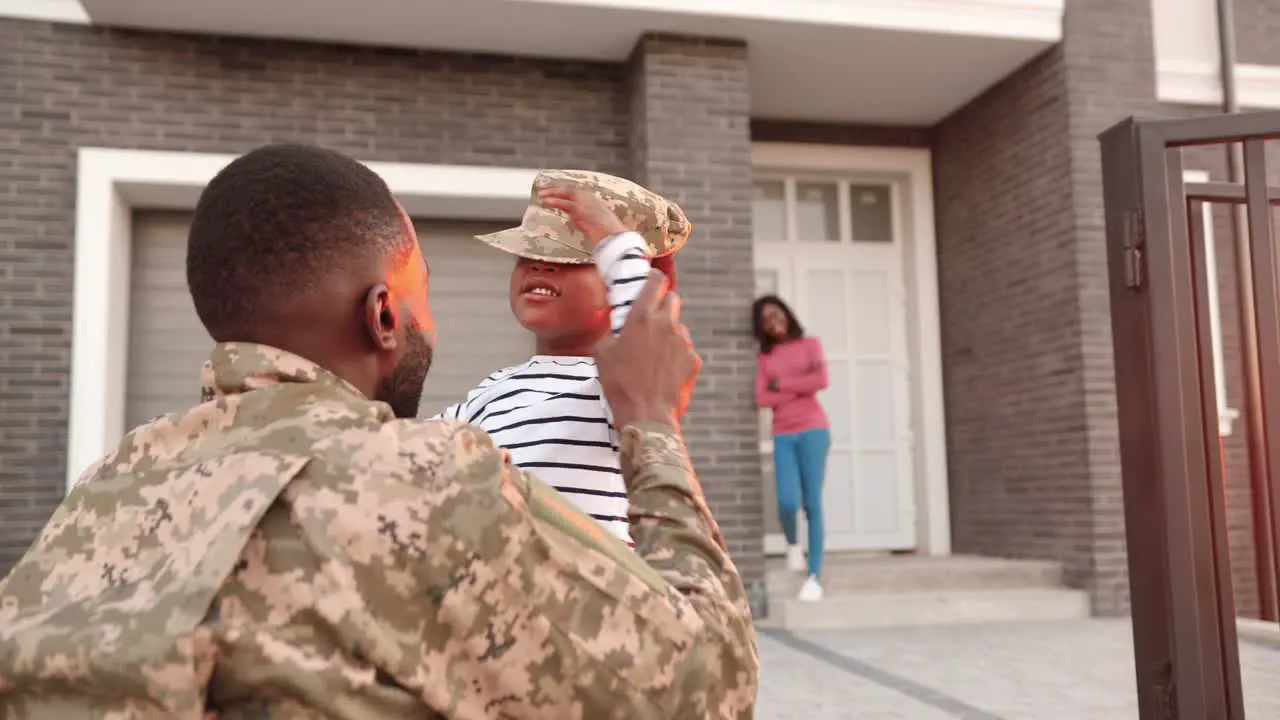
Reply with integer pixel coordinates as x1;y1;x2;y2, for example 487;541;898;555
186;143;408;341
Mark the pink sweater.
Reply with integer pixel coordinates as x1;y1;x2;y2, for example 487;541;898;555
755;336;830;436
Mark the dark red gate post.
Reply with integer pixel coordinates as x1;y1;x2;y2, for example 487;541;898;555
1096;111;1280;719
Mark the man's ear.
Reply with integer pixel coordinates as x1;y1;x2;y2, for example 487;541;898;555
362;283;399;352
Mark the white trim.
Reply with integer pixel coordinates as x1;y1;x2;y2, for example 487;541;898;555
751;143;951;557
67;147;537;491
1184;169;1240;437
1157;62;1280;109
1149;0;1280;109
1;0;1060;42
518;0;1062;42
0;0;88;23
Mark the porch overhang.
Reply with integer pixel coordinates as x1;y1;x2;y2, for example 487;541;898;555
77;0;1064;125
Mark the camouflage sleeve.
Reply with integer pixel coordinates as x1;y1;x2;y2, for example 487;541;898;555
617;421;761;715
338;418;758;718
618;422;756;630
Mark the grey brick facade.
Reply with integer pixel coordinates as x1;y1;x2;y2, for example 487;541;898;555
929;0;1276;616
5;0;1280;621
929;0;1167;614
1235;0;1280;65
0;20;766;589
1162;0;1280;618
628;35;766;600
931;43;1093;601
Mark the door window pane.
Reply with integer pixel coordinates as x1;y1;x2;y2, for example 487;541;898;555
852;270;892;355
855;451;900;534
805;268;848;353
854;360;895;449
753;181;786;242
821;358;852;445
796;182;839;242
824;450;857;534
849;184;893;243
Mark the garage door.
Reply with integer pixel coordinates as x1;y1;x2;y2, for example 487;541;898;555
126;212;531;429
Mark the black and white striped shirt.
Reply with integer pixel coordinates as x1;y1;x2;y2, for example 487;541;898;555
436;232;651;544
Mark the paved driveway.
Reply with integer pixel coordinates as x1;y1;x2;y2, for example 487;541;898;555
757;619;1280;718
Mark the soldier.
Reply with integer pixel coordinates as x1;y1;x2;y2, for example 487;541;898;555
0;144;759;719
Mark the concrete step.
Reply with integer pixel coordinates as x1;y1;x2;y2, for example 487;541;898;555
766;553;1065;596
770;587;1092;630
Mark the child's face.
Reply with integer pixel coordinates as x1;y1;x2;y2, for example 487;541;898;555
509;257;610;350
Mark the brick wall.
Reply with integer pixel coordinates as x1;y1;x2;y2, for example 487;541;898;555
0;18;638;574
0;20;766;591
1235;0;1280;65
1062;0;1169;615
1167;0;1280;623
930;46;1092;593
1169;0;1280;616
932;0;1279;616
627;34;766;606
1071;0;1277;617
931;0;1165;614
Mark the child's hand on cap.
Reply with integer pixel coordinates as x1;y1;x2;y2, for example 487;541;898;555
538;184;629;249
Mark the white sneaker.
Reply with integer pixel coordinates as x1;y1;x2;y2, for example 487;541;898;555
786;545;806;573
797;576;824;602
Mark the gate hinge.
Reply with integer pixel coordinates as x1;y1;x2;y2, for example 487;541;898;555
1124;209;1146;291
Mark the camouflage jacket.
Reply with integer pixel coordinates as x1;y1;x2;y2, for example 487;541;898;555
0;343;758;719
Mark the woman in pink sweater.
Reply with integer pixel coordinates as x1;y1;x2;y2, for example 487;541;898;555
752;294;830;602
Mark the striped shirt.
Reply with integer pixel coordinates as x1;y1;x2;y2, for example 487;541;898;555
436;232;651;544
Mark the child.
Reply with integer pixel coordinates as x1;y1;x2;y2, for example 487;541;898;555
436;170;689;546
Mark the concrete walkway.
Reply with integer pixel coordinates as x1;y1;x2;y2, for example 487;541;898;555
757;619;1280;718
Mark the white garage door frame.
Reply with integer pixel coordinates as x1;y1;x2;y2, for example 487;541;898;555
67;146;539;493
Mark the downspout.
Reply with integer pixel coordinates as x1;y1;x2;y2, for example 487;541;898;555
1216;0;1279;621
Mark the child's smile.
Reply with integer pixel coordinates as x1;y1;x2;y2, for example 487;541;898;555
519;276;562;301
509;258;610;355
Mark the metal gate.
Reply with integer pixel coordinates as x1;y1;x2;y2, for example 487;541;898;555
1100;112;1280;719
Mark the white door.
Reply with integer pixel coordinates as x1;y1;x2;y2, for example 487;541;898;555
753;177;916;552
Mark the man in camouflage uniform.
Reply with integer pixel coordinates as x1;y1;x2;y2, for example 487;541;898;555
0;144;759;718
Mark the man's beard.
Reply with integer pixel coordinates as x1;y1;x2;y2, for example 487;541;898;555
376;327;433;419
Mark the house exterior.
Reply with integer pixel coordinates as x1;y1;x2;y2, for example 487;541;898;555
1;0;1275;618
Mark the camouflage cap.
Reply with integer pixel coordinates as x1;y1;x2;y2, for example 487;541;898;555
476;169;691;265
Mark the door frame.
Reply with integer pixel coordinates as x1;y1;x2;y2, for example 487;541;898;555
755;239;916;553
752;143;951;556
